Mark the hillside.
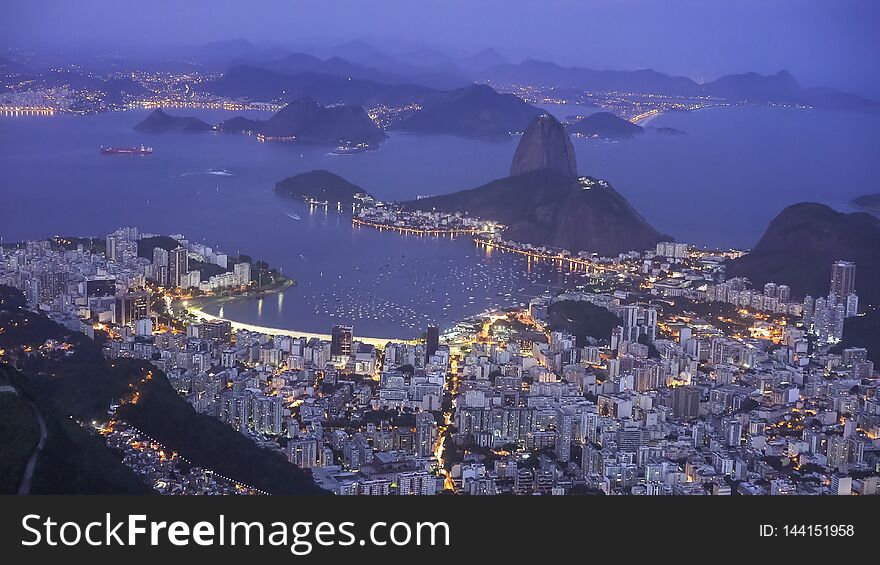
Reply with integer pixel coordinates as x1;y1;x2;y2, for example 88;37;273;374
546;300;620;346
1;363;150;495
403;113;662;256
405;169;663;256
726;203;880;304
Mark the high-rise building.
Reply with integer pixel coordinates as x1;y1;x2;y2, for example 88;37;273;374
829;261;856;300
555;407;574;462
152;247;169;268
426;326;439;361
116;290;150;327
670;386;700;420
233;261;252;287
777;285;791;302
845;293;859;318
169;247;188;288
106;235;120;261
415;412;437;457
826;435;850;471
331;325;353;358
288;437;318;468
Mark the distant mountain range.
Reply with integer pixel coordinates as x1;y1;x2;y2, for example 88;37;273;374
481;62;880;113
405;115;664;256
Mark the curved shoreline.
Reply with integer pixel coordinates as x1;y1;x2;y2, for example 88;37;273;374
184;304;413;348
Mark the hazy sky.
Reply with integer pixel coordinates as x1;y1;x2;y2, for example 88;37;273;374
5;0;879;97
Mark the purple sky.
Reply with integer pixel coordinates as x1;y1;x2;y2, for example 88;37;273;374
5;0;880;97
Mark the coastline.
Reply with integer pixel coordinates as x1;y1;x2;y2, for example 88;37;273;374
184;305;412;347
182;278;294;311
179;279;413;347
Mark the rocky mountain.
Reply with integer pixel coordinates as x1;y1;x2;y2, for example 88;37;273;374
406;169;663;256
220;96;387;147
727;203;880;303
510;114;578;177
133;109;214;133
275;169;370;206
391;84;544;139
566;111;644;139
403;113;662;256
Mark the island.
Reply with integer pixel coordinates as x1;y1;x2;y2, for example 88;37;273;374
133;108;215;133
219;96;387;148
566;111;644;138
404;114;665;256
852;193;880;213
275;169;371;207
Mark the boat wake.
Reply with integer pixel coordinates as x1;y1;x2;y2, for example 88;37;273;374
178;168;235;178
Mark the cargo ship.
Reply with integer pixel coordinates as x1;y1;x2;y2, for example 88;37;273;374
100;144;153;155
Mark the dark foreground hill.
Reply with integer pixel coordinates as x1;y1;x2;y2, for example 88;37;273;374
0;364;150;495
0;285;324;495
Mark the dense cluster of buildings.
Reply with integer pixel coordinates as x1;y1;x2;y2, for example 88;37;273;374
1;228;877;495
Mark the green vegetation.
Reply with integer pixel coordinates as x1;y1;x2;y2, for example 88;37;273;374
836;309;880;364
136;235;182;259
546;299;620;346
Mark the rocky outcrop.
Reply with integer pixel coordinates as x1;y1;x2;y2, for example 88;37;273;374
509;114;578;178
